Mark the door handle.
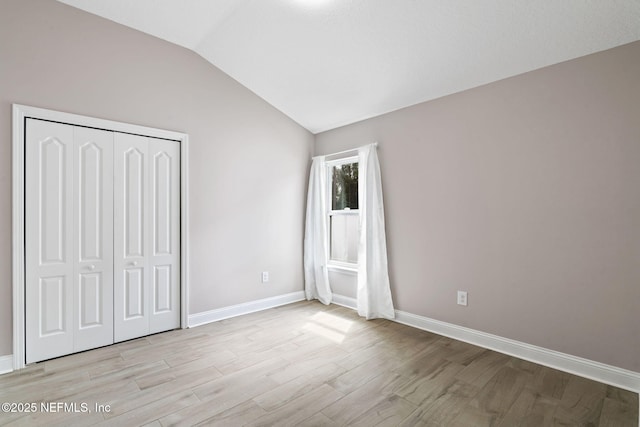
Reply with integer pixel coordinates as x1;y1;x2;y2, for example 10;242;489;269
88;265;96;271
130;261;138;267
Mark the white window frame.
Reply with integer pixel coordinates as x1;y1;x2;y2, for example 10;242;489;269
326;155;359;272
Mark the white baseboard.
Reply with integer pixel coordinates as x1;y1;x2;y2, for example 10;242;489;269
188;291;305;328
331;294;357;310
0;354;13;375
330;294;640;393
394;310;640;393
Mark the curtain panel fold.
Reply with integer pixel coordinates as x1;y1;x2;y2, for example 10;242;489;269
303;156;332;305
357;144;395;319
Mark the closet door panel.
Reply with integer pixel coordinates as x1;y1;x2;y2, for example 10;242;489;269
25;119;75;363
149;140;180;333
114;133;150;342
73;127;114;352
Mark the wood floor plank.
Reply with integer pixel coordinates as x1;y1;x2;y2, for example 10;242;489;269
97;390;200;427
0;301;636;426
598;397;638;427
606;385;640;412
212;343;298;375
398;380;480;426
526;364;571;399
554;400;605;426
294;412;339;427
554;374;608;424
267;346;348;385
100;365;222;420
391;339;458;379
454;349;511;388
560;374;608;409
0;369;91;403
0;365;46;389
349;394;417;427
467;365;532;422
334;340;391;371
245;383;343;427
5;410;106;427
449;403;498;427
254;374;324;411
189;401;266;427
161;400;267;427
497;387;558;427
44;339;149;374
520;395;562;427
440;339;488;366
328;352;400;394
88;359;168;381
323;370;409;424
191;357;287;414
395;359;466;406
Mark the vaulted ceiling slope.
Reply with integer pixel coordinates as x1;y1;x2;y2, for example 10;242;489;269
58;0;640;133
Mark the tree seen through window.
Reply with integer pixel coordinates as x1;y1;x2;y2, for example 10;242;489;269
331;162;358;210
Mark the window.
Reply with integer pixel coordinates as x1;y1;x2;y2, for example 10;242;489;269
331;162;358;210
327;158;359;267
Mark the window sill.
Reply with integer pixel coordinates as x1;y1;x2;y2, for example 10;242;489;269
327;264;358;275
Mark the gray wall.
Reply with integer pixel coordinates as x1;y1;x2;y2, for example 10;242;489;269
316;41;640;372
0;0;313;357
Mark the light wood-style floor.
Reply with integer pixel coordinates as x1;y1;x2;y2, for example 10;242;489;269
0;301;637;426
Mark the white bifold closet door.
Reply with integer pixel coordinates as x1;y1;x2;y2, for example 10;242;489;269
26;119;114;363
25;119;180;363
113;133;180;342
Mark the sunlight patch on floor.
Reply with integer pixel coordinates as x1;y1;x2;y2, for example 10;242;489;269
302;311;354;343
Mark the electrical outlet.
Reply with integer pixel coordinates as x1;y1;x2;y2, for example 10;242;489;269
261;271;269;283
457;291;468;306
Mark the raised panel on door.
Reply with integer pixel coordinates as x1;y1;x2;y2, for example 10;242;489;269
149;140;180;333
114;133;150;342
73;127;114;352
25;119;74;363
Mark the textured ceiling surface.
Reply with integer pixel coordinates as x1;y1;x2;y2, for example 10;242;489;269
58;0;640;133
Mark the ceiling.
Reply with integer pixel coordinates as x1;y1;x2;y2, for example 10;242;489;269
58;0;640;134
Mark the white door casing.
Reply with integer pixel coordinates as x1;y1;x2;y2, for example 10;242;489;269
14;104;189;370
19;106;188;366
12;104;189;369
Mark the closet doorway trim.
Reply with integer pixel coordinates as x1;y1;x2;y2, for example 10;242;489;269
12;104;190;370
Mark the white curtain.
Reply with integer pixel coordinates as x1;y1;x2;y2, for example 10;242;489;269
303;156;332;305
357;144;395;319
